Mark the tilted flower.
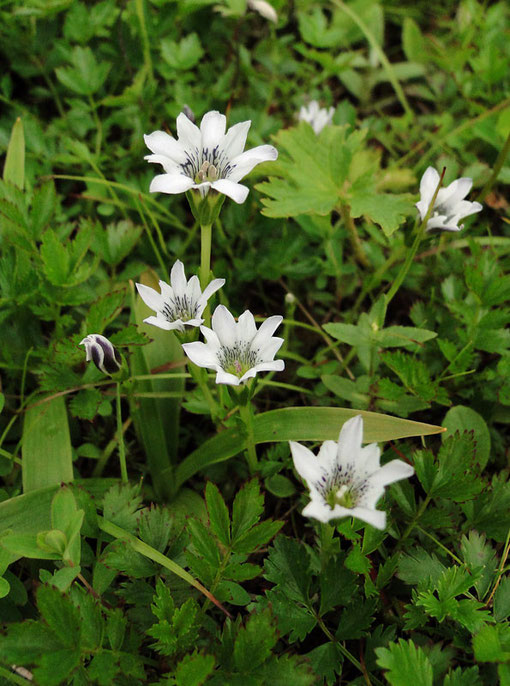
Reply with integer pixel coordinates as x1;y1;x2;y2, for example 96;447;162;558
144;110;278;204
182;305;285;385
290;415;414;529
416;166;483;232
298;100;335;135
136;260;225;333
80;334;123;376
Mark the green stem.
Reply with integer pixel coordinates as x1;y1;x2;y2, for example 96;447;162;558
188;363;218;420
385;170;445;308
238;400;258;474
135;196;167;274
340;204;369;268
476;130;510;203
135;0;153;82
398;494;432;547
88;95;102;158
116;383;128;483
332;0;413;120
200;223;212;289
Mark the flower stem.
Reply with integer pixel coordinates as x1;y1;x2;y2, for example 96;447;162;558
340;204;369;268
187;363;218;421
385;169;446;308
116;382;128;483
200;223;212;289
238;400;258;474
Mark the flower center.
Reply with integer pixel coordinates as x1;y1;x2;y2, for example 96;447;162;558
218;343;259;378
162;295;198;323
195;160;219;183
325;484;357;510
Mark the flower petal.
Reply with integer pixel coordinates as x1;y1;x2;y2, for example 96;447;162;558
290;441;321;487
221;120;251;160
227;145;278;182
136;283;164;313
215;369;242;385
358;443;381;473
170;259;187;295
257;336;284;362
182;341;219;369
437;177;473;208
176;112;201;151
199;278;225;308
200;111;227;153
237;310;258;342
144;131;185;163
337;415;363;468
369;459;414;488
211;305;237;348
243;359;284;380
416;167;440;219
210;179;249;204
143;315;181;331
149;173;195;194
316;440;338;473
144;154;182;175
251;315;283;348
349;506;386;530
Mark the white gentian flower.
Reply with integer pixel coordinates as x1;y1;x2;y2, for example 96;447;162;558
298;100;335;135
80;334;122;376
182;305;285;385
416;167;483;232
144;111;278;204
290;415;414;530
136;260;225;333
247;0;278;23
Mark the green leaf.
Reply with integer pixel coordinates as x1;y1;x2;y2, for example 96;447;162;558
402;17;428;63
231;479;264;543
3;117;24;189
160;34;204;70
494;576;510;621
205;482;230;546
350;192;413;236
101;540;157;578
460;531;497;599
398;548;446;588
233;519;283;554
306;642;343;685
442;405;491;470
176;407;444;487
174;651;215;686
0;620;61;662
264;474;296;497
431;433;483;501
37;584;81;648
33;648;81;686
264;535;311;605
443;666;482;686
106;608;127;652
22;396;74;492
473;624;510;662
30;181;56;238
233;609;277;672
102;483;143;533
86;289;126;333
40;230;70;286
138;506;173;552
345;544;371;574
376;639;433;686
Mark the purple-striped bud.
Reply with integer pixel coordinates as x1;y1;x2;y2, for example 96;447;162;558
80;334;122;376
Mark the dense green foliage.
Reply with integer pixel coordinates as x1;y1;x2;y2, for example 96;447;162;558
0;0;509;684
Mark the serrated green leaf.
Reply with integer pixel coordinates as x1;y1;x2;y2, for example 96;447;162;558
174;651;216;686
3;117;24;189
102;483;143;533
442;405;491;470
138;506;173;552
106;608;127;652
234;519;283;554
231;479;264;543
30;181;56;238
37;584;81;648
205;482;230;546
494;576;510;621
376;639;433;686
350;192;413;236
473;624;510;662
40;230;70;286
233;609;277;672
264;535;311;604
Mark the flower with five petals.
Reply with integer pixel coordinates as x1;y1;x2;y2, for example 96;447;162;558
290;415;414;529
136;260;225;333
144;110;278;205
298;100;335;135
182;305;285;385
416;167;482;232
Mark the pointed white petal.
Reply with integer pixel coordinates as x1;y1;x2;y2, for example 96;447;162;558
316;440;338;473
220;120;251;160
149;173;195;194
210;179;249;204
176;112;201;150
302;498;339;523
200;111;227;152
416;167;440;219
257;336;284;362
437;177;473;208
290;441;322;487
144;131;184;162
349;506;386;530
200;325;222;350
251;315;283;348
358;443;381;473
136;282;164;313
211;305;237;348
170;259;187;295
215;369;241;385
199;278;225;309
237;310;257;342
369;459;414;488
142;315;175;331
183;317;204;328
227;145;278;182
246;359;285;378
186;274;202;307
182;341;219;369
144;154;182;174
337;415;363;468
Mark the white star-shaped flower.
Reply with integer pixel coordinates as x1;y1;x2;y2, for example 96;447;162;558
416;167;483;232
136;260;225;332
290;415;414;530
182;305;285;385
144;110;278;204
298;100;335;135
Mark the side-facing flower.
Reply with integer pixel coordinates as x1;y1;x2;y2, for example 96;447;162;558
182;305;284;385
80;334;122;376
144;110;278;204
136;260;225;333
416;166;482;232
298;100;335;135
290;415;414;529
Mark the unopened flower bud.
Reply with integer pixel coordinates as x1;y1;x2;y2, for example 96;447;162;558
285;292;296;305
80;334;122;376
181;104;195;123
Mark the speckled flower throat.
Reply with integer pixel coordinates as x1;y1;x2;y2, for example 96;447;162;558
315;464;368;510
162;295;199;323
217;342;259;378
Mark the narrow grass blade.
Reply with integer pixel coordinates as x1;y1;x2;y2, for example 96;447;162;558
22;396;73;493
175;406;444;488
3;117;25;189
